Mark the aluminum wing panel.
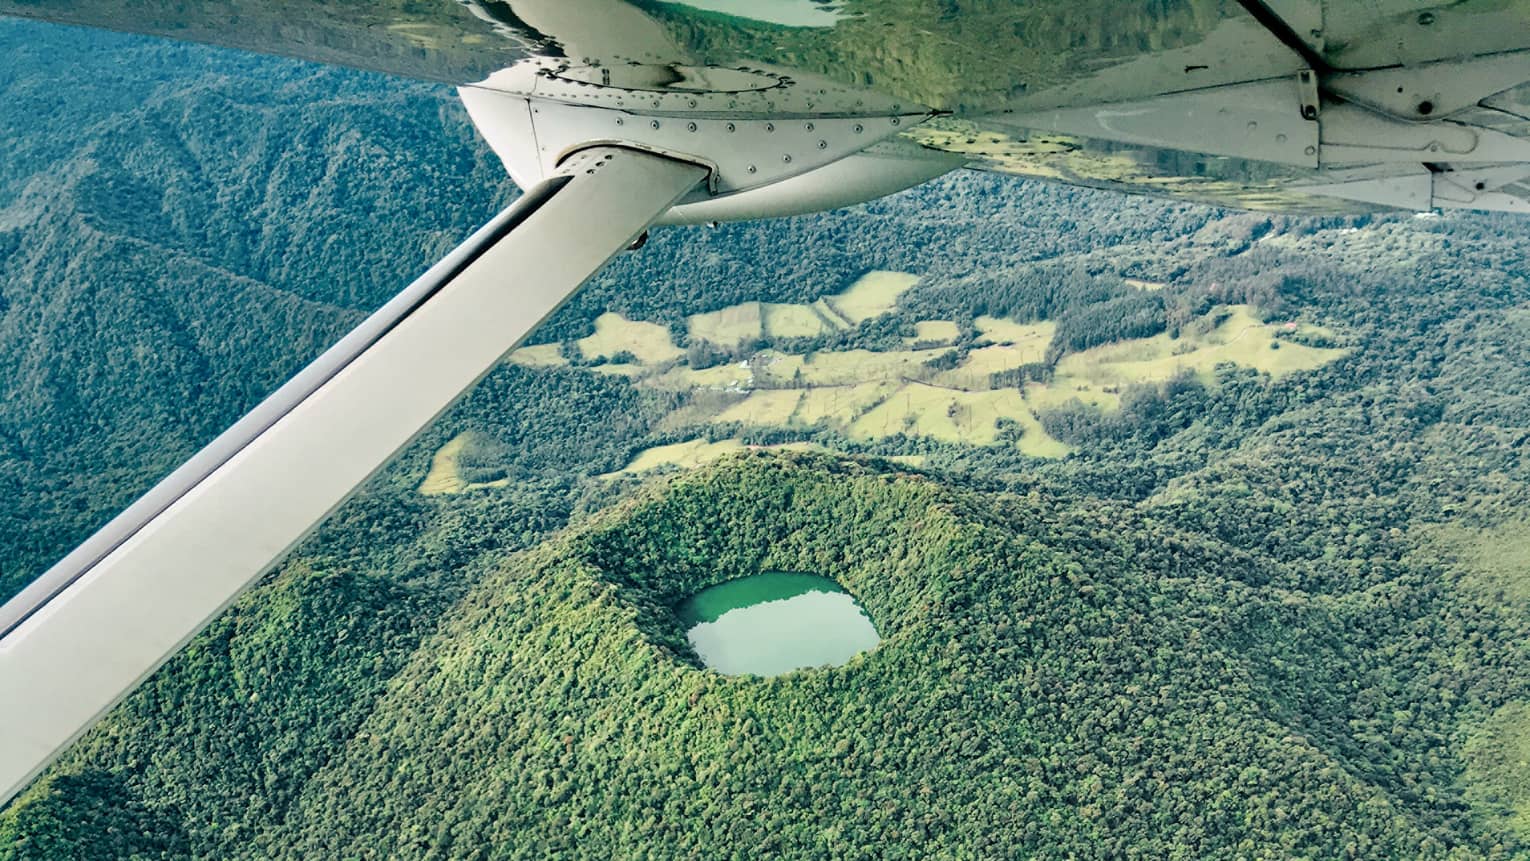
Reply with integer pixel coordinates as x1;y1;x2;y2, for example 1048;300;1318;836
2;4;1529;222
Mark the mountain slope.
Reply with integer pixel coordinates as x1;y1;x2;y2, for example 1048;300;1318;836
270;453;1462;858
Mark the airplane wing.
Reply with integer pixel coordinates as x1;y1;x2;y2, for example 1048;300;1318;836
3;0;1529;213
3;0;1530;806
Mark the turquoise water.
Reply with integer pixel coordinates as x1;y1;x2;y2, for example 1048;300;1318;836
678;572;879;676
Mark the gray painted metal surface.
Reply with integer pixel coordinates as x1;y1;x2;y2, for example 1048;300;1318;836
5;0;1530;213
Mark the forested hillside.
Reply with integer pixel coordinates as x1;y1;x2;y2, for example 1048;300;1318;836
0;18;1527;860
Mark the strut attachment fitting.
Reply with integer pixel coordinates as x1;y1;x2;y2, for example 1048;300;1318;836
458;59;963;224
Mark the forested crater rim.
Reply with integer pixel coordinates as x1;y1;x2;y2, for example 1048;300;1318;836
574;452;972;670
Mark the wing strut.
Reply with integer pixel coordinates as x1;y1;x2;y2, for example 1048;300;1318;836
0;146;708;806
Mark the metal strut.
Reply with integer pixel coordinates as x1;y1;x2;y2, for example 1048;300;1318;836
0;146;708;806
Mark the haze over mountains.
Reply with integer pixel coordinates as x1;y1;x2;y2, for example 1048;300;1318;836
0;18;1527;860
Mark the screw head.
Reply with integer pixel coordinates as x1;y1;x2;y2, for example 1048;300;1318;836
650;120;661;129
765;122;775;132
783;154;793;163
726;122;736;133
818;140;828;149
747;165;757;174
687;122;698;132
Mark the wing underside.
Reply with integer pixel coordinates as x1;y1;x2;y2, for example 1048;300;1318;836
4;0;1530;214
